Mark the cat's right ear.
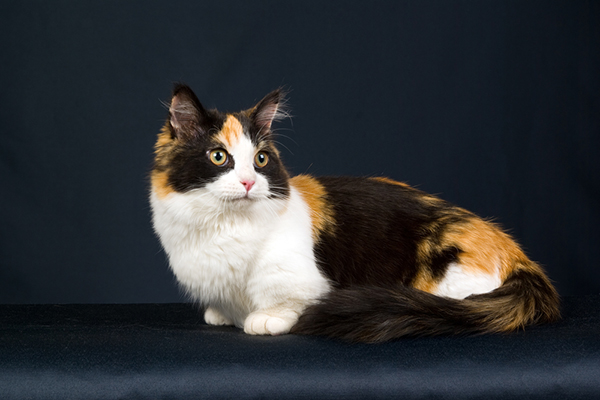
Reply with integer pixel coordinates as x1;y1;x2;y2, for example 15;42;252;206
249;88;288;134
168;84;206;139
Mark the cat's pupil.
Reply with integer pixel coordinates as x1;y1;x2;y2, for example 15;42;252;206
214;152;224;162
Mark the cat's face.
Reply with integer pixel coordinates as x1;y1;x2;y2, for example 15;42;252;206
152;85;290;208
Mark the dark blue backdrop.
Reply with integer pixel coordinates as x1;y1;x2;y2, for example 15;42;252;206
0;0;598;303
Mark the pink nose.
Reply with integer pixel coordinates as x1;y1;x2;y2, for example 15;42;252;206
241;180;255;192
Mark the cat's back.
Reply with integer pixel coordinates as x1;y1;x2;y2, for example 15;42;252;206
312;175;468;237
316;175;450;218
293;175;471;288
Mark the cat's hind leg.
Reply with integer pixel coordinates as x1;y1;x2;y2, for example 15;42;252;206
204;307;234;326
244;308;300;336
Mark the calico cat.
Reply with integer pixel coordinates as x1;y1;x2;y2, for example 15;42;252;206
150;84;560;343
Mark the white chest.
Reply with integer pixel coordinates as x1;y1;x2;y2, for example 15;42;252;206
151;192;269;302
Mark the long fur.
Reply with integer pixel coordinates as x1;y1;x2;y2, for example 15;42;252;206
291;268;560;343
150;84;560;343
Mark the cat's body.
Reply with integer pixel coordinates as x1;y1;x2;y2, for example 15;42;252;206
150;84;560;342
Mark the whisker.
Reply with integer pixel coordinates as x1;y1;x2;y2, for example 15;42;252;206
270;129;298;144
270;140;294;155
159;99;171;110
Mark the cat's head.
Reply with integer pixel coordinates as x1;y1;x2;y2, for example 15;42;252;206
151;84;290;208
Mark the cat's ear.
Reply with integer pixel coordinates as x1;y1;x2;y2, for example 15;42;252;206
250;89;288;133
168;84;207;139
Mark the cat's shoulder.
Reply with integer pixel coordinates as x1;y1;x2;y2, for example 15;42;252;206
290;174;435;202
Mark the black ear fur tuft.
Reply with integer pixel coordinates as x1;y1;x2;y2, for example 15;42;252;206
250;88;289;133
169;83;206;139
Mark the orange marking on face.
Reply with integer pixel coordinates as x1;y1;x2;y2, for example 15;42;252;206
215;115;244;148
290;175;336;241
151;170;174;199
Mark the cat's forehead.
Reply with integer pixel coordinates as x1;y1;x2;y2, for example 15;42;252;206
211;113;266;151
214;114;245;149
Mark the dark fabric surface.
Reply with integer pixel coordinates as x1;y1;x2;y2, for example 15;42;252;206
1;296;599;399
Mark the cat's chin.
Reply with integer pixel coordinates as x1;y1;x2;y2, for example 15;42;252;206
222;194;262;205
227;191;272;202
231;196;254;203
223;194;280;212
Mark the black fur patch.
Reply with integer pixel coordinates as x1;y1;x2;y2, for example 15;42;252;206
313;177;470;288
429;246;462;279
166;111;231;193
258;151;290;200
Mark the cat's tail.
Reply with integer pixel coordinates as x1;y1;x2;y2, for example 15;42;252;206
290;264;560;343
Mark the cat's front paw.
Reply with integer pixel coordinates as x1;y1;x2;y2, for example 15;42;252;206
243;311;296;336
204;307;234;326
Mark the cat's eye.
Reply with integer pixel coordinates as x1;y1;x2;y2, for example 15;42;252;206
254;152;269;168
209;149;228;166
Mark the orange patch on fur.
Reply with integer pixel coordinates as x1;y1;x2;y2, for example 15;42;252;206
442;218;529;279
216;115;243;148
373;177;443;208
290;175;336;241
371;177;410;187
412;270;438;294
151;170;174;199
411;238;439;294
155;124;173;149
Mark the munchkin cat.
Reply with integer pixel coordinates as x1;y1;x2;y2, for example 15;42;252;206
150;84;559;342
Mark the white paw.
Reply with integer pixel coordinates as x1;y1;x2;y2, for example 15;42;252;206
204;307;233;326
243;312;294;336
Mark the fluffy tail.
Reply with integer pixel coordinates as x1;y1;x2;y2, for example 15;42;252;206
291;267;560;343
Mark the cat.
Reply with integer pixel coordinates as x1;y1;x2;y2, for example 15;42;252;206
150;84;560;343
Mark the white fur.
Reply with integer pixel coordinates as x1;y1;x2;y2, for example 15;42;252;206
151;135;330;335
433;262;501;299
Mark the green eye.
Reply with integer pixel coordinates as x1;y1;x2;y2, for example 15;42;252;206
255;151;269;168
210;149;228;166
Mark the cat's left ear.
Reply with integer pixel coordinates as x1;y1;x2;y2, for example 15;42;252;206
250;89;288;133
